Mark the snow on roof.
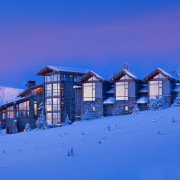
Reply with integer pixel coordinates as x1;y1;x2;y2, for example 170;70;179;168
47;66;89;74
173;85;180;92
90;71;105;80
138;86;148;93
106;88;114;94
73;85;82;89
0;86;24;106
136;97;148;104
123;69;138;79
103;97;114;104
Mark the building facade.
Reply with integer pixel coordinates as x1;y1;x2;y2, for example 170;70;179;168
1;66;180;133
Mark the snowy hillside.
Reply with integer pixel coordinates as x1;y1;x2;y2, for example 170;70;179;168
0;87;23;106
1;107;180;180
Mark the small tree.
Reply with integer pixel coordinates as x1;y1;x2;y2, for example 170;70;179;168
36;111;48;130
64;115;71;124
149;95;168;111
173;91;180;107
133;104;140;114
24;123;31;132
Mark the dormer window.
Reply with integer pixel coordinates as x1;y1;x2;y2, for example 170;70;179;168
83;83;95;101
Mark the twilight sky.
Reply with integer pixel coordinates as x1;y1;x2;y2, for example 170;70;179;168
0;0;180;88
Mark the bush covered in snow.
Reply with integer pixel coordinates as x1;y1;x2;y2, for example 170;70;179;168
149;95;168;111
173;92;180;107
36;112;48;130
133;104;140;114
24;123;31;132
64;115;71;125
82;107;99;120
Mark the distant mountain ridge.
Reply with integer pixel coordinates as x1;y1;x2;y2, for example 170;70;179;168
0;86;24;106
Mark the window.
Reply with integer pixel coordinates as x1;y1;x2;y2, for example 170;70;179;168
2;110;6;120
124;106;129;111
153;74;166;79
7;106;14;119
53;83;60;96
34;101;37;116
53;98;60;111
46;99;52;111
45;75;60;82
45;84;52;97
46;113;52;125
149;81;162;98
83;83;95;101
88;76;98;81
17;101;29;119
93;107;95;112
116;82;128;100
46;112;61;125
53;112;61;124
120;75;132;80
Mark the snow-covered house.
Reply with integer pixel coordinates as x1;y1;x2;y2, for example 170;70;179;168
0;81;43;133
36;66;87;124
77;71;111;117
143;68;180;106
109;69;143;114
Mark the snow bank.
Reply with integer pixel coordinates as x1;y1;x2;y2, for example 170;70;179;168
0;107;180;180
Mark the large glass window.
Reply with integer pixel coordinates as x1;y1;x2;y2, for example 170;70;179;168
45;84;52;97
53;98;60;111
46;113;52;124
53;83;60;96
116;82;128;100
16;101;29;119
53;112;61;124
46;112;61;125
83;83;95;101
2;110;6;120
45;74;60;82
46;99;52;111
7;106;14;119
149;81;162;98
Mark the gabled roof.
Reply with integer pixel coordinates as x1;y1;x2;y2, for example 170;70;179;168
143;68;180;82
110;69;139;82
36;66;88;76
78;71;105;83
17;84;43;97
138;85;148;93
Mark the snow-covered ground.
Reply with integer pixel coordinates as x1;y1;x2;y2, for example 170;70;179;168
1;107;180;180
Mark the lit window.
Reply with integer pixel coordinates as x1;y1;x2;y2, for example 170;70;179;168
7;106;14;119
53;83;60;96
46;99;52;111
46;113;52;124
34;101;37;116
16;101;29;119
116;82;128;100
83;83;95;101
149;81;162;98
125;106;128;111
45;84;52;97
53;98;60;111
52;112;61;124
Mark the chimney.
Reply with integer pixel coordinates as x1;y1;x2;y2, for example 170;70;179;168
27;81;36;88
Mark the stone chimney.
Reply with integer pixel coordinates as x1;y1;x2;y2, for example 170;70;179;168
27;81;36;88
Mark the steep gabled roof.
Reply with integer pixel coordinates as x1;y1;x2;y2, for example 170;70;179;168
36;66;88;75
110;69;139;82
78;71;105;83
17;84;43;97
143;68;180;82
